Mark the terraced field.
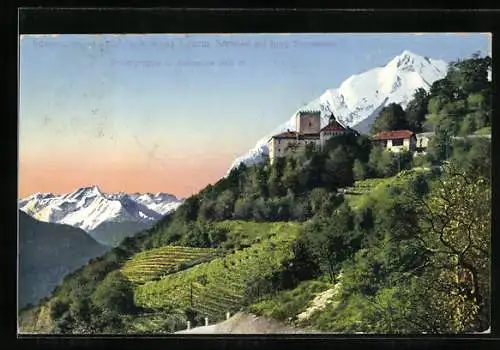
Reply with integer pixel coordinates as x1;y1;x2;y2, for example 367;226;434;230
343;178;386;209
121;246;218;284
134;222;302;322
344;168;432;210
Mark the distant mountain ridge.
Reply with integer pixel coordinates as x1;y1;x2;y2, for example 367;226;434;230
229;50;448;171
19;186;183;246
18;211;108;309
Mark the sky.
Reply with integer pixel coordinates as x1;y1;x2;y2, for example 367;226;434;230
19;33;491;198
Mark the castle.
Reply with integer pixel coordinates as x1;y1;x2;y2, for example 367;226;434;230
267;111;353;164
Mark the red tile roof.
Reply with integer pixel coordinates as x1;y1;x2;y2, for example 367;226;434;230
320;120;346;132
373;130;414;141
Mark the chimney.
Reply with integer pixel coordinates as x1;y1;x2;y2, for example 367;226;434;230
187;321;191;330
205;317;209;326
226;312;231;320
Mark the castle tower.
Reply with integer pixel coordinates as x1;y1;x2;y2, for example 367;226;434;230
320;112;348;148
295;111;321;134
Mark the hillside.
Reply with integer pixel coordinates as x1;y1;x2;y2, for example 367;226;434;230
19;53;491;335
18;211;108;309
134;222;301;321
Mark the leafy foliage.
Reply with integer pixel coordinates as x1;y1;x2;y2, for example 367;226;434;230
370;103;408;134
298;164;489;333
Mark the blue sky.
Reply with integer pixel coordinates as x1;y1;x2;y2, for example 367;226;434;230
19;33;491;197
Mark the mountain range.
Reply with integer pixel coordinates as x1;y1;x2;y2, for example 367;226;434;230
229;50;449;171
19;186;183;247
19;211;108;309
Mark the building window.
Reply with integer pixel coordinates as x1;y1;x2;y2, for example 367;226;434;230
392;138;404;146
278;148;281;153
278;139;281;144
309;122;312;127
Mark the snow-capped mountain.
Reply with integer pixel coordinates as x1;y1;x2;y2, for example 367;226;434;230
130;192;182;216
229;50;448;171
19;186;183;246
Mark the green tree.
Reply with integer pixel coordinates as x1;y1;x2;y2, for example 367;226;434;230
90;271;136;315
214;189;236;220
322;146;353;190
467;92;490;130
252;198;272;221
205;224;228;247
459;114;476;136
300;204;359;284
429;78;454;101
427;127;453;163
371;103;408;134
450;138;490;180
405;88;430;133
182;223;211;247
447;56;491;97
309;187;332;217
274;196;292;221
282;158;299;194
411;164;490;331
368;145;397;178
268;162;284;197
50;298;69;320
353;159;368;181
437;100;467;135
198;199;216;221
234;197;254;219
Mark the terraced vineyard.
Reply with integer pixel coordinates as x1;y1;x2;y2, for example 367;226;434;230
121;246;218;284
343;178;386;209
344;168;432;210
134;222;302;322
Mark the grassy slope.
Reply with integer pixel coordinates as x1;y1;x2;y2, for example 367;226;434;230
248;279;332;325
343;178;387;210
345;168;431;210
248;169;432;328
133;221;302;321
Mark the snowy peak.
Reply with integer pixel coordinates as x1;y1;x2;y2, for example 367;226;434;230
389;50;424;69
228;50;449;171
386;50;446;78
19;187;184;233
64;185;102;201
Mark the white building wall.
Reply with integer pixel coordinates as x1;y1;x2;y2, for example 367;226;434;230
385;137;416;153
